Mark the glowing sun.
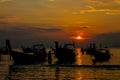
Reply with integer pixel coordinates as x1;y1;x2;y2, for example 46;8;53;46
77;36;82;40
71;36;84;40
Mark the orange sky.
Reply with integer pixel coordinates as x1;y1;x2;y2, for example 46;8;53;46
0;0;120;47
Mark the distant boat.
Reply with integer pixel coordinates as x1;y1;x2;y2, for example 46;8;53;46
81;43;111;64
22;44;46;54
52;41;76;64
6;40;47;65
0;48;9;55
92;49;111;63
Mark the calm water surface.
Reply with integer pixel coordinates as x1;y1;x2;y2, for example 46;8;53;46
0;48;120;80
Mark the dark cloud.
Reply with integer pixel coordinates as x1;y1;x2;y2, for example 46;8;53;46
0;24;64;40
92;32;120;47
72;25;89;29
0;26;63;36
0;16;7;19
0;16;9;24
81;26;88;29
0;21;7;24
31;27;63;32
0;25;65;48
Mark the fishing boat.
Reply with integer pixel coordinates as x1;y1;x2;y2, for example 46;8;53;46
81;43;111;64
91;49;111;64
0;48;9;55
52;41;76;64
22;44;46;54
6;40;47;65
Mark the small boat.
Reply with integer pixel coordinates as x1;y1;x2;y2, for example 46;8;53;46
52;41;76;64
92;49;111;63
22;44;46;54
0;48;9;55
6;40;47;65
81;43;111;64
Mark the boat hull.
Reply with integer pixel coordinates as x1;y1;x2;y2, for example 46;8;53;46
54;48;76;64
10;51;46;65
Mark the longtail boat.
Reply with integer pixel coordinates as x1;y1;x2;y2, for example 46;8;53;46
52;41;76;64
6;40;47;65
81;43;111;64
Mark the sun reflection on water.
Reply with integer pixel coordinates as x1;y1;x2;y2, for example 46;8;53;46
75;48;82;65
75;70;82;80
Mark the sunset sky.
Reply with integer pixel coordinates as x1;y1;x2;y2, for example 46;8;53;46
0;0;120;47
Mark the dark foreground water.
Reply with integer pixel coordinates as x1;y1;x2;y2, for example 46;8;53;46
0;48;120;80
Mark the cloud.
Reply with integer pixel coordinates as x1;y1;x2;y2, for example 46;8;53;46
48;0;55;2
0;16;21;23
0;21;64;40
106;11;120;15
88;0;113;4
86;0;120;14
0;0;13;2
0;16;63;33
0;21;7;24
92;32;120;47
0;23;63;32
79;6;120;15
33;27;63;32
115;0;120;4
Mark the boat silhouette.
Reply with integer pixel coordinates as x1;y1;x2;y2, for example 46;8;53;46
52;41;76;64
6;40;47;65
81;43;111;64
91;49;111;64
0;48;9;55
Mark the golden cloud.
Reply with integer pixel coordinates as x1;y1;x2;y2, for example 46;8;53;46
79;6;120;15
115;0;120;4
0;16;21;23
88;0;113;4
48;0;55;2
0;0;13;2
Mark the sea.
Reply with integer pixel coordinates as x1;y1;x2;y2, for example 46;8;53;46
0;48;120;80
